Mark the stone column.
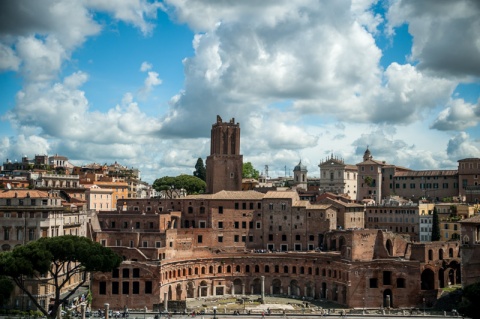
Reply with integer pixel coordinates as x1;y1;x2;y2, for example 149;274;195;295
104;303;109;319
164;292;168;311
81;303;86;319
242;284;245;295
261;276;265;303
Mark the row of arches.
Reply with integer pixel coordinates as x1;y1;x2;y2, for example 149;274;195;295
161;263;348;283
162;277;347;304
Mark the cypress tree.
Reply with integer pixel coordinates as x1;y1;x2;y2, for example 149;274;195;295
432;207;441;241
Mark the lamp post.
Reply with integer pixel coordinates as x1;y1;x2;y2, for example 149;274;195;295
423;298;426;316
362;297;365;315
213;306;217;319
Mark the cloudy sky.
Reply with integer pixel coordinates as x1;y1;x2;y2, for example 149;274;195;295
1;0;479;183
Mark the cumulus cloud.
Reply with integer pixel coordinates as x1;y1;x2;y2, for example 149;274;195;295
139;71;162;98
0;43;21;71
140;61;152;72
447;132;480;159
431;98;480;131
387;0;480;78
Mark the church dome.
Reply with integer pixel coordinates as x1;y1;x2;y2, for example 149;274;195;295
293;160;307;172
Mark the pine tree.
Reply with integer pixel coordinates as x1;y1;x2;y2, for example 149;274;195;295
432;207;441;241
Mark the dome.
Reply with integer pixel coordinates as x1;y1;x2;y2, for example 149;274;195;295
293;160;307;172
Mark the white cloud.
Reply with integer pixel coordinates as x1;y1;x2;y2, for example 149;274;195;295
447;132;480;159
140;61;152;72
431;98;480;131
0;43;21;71
139;71;162;98
387;0;480;78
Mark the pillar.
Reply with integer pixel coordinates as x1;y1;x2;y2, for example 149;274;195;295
104;303;110;319
164;292;168;311
261;276;265;303
81;303;86;319
242;284;245;295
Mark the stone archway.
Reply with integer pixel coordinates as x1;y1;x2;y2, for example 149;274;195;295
321;282;327;299
252;278;262;295
186;281;195;298
289;280;299;297
176;283;182;300
199;281;208;297
383;289;393;308
386;239;393;256
421;268;435;290
233;279;243;295
305;282;314;298
272;279;282;295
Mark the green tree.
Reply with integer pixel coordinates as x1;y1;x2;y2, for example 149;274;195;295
364;176;373;187
0;275;14;309
153;175;206;196
0;236;122;319
432;207;441;241
193;158;206;181
242;162;259;179
458;282;480;318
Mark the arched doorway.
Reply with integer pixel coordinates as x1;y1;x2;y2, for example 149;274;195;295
252;278;261;294
233;279;243;295
272;279;282;295
289;280;299;296
199;281;208;297
321;282;327;299
176;284;182;300
383;289;393;308
339;236;346;252
421;268;435;290
186;281;195;298
305;282;314;298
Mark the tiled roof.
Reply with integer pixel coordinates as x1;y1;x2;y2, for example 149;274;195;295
460;214;480;223
0;189;49;198
264;191;299;199
395;170;457;177
186;190;265;200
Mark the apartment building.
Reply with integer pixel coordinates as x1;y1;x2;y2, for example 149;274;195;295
0;189;88;310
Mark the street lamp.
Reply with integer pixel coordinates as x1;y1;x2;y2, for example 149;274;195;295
363;297;365;315
213;306;217;319
423;298;426;316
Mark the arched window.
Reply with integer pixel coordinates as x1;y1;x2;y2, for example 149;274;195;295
284;266;289;273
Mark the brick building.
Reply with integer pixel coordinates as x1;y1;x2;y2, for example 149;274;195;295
88;116;461;312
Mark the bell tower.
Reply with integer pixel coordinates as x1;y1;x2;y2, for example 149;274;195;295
206;115;243;194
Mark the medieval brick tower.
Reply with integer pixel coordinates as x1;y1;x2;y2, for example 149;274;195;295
206;116;243;194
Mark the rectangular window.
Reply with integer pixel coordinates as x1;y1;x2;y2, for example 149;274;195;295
242;203;246;209
234;235;239;242
256;222;261;229
155;241;161;248
383;271;392;285
112;282;119;294
242;235;246;242
369;278;378;288
218;236;223;243
198;235;203;243
218;221;223;229
145;281;152;294
235;203;239;210
242;221;247;228
122;282;130;294
249;235;253;242
112;269;119;278
268;234;273;240
133;268;140;278
122;269;129;278
132;282;140;294
219;206;223;214
99;282;107;295
234;221;239;229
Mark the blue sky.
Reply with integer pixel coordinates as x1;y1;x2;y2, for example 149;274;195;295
0;0;479;184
